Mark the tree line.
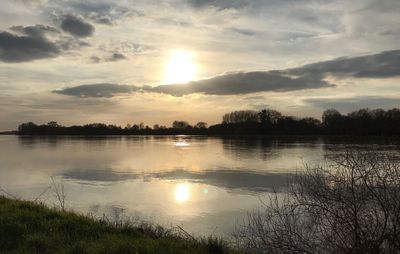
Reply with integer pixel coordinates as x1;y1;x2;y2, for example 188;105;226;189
16;107;400;136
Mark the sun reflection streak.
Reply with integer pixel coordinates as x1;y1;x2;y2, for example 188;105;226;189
174;140;190;147
175;183;190;203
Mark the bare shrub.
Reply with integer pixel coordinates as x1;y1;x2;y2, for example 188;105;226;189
234;150;400;253
51;177;66;211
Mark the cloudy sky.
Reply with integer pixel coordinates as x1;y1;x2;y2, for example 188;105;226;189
1;0;399;130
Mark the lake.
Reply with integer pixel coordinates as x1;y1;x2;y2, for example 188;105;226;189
0;135;399;237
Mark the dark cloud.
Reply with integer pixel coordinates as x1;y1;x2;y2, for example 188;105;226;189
90;56;101;63
1;24;89;62
67;1;144;25
152;71;333;96
150;49;400;97
56;37;90;51
10;24;59;38
304;96;400;112
70;2;112;15
87;13;113;25
90;53;127;63
53;49;400;97
229;28;257;36
187;0;247;9
107;53;127;61
287;49;400;79
53;83;140;98
0;31;60;62
61;14;94;37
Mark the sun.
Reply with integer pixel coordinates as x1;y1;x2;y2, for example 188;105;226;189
164;49;197;84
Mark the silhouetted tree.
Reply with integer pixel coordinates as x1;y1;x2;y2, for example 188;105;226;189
258;109;282;125
222;110;259;124
15;107;400;136
47;121;60;128
195;121;208;129
18;122;38;134
172;121;190;129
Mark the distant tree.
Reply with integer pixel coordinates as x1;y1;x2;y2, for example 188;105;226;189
370;108;386;120
258;109;282;125
322;109;344;134
222;110;259;124
300;117;321;126
153;124;160;130
195;121;208;129
172;121;190;129
322;109;341;126
18;122;38;134
47;121;60;127
387;108;400;120
136;122;143;130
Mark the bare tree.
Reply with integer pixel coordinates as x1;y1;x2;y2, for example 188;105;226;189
234;150;400;253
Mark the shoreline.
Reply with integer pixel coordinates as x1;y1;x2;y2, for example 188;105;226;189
0;195;233;253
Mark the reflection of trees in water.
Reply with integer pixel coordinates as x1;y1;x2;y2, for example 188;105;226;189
222;137;322;161
18;136;60;149
321;136;400;161
17;136;130;149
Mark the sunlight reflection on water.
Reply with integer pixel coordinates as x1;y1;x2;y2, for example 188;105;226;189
174;140;190;147
175;183;190;203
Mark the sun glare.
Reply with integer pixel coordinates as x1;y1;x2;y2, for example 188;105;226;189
164;49;197;84
175;183;190;203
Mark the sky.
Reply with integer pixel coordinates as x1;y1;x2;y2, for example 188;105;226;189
0;0;400;130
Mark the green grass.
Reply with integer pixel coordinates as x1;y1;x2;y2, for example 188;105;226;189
0;196;234;254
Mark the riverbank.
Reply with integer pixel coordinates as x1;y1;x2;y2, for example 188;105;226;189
0;196;233;253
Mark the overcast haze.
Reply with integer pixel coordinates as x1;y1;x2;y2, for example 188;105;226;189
1;0;400;130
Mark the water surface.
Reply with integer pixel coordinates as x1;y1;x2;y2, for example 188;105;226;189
0;135;398;237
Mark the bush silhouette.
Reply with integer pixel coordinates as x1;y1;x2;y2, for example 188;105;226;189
235;150;400;253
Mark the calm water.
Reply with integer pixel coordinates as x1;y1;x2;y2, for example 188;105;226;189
0;135;398;237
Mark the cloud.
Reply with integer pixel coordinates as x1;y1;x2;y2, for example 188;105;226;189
151;49;400;97
69;1;112;15
1;24;90;62
90;53;127;63
53;49;400;98
61;14;94;37
10;24;59;38
186;0;248;9
152;71;333;96
53;83;140;98
107;53;127;61
64;1;144;25
229;27;257;36
287;49;400;79
0;31;60;62
87;13;113;25
304;96;400;112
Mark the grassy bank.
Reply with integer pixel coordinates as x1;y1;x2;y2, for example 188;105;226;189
0;196;233;254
